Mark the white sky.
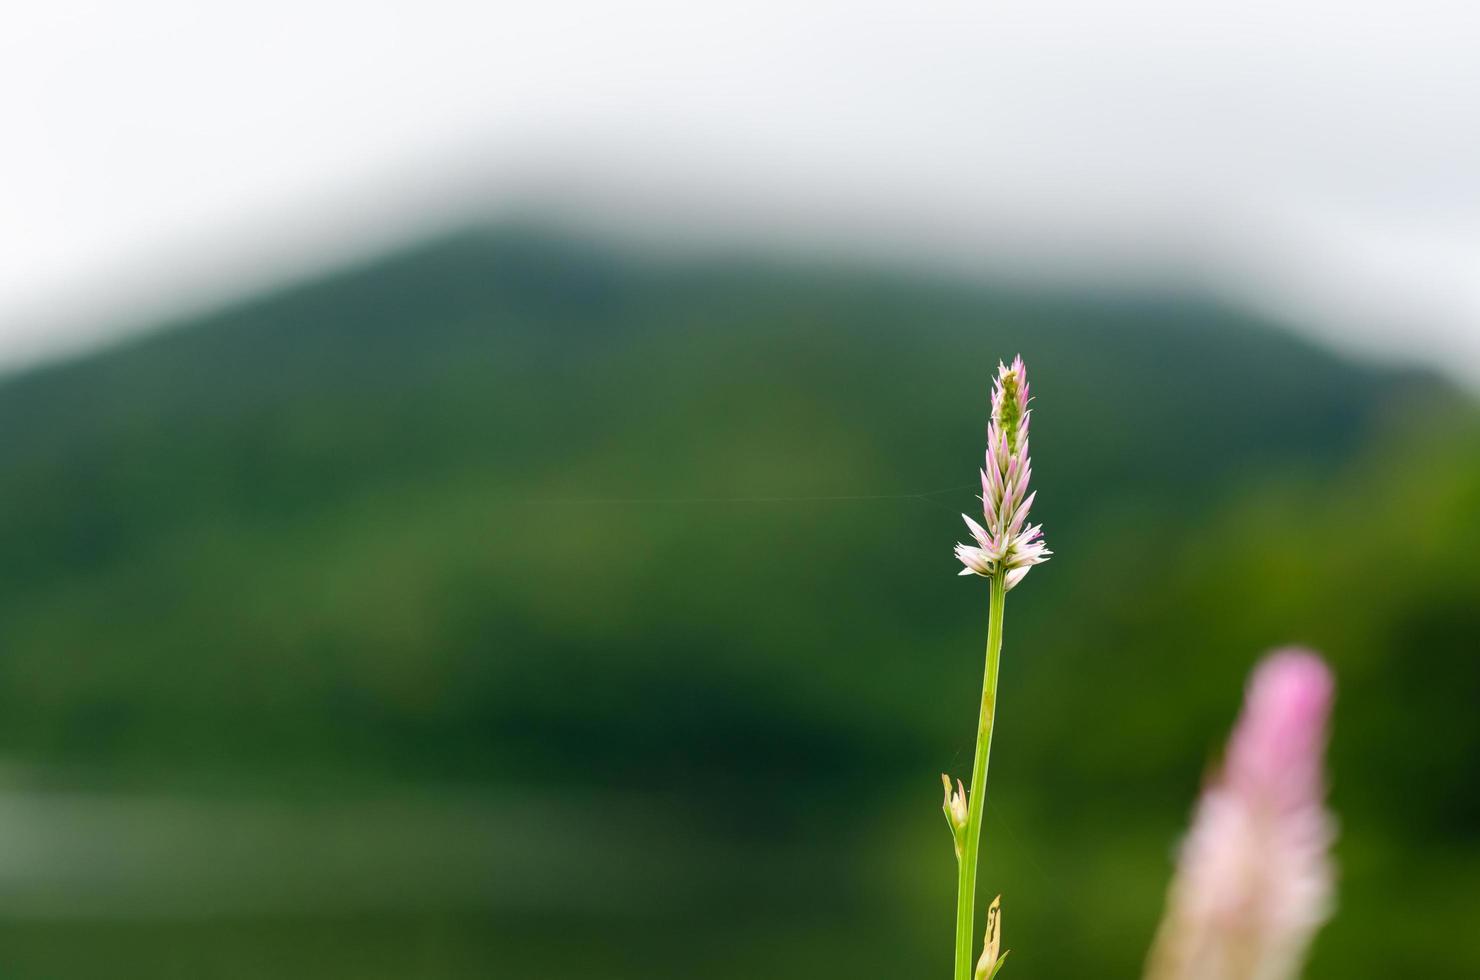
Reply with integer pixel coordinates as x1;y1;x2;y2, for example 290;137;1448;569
3;0;1479;385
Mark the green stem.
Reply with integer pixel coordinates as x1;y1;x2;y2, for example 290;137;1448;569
954;571;1007;980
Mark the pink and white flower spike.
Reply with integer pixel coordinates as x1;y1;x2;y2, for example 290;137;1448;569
1146;649;1337;980
954;356;1051;589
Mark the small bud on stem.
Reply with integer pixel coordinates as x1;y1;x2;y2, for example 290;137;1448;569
942;774;970;859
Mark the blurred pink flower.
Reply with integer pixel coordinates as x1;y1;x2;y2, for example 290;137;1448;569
955;356;1050;588
1146;649;1336;980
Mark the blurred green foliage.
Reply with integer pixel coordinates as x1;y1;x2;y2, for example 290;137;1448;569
0;229;1475;977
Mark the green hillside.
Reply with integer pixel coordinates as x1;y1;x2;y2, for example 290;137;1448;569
0;227;1474;978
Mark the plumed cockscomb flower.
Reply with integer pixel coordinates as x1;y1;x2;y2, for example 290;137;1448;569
955;356;1051;588
1146;649;1337;980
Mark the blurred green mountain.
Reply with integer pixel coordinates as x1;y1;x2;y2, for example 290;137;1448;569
0;227;1474;978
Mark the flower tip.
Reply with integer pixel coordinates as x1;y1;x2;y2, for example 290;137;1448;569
1245;648;1335;747
1227;648;1334;802
1251;648;1334;703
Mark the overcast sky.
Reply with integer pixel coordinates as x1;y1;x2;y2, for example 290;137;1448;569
3;0;1479;385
